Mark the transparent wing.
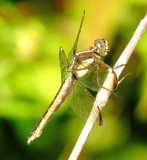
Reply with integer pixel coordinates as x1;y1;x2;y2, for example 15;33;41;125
59;10;85;82
68;10;85;64
59;47;69;83
78;62;111;92
67;79;102;123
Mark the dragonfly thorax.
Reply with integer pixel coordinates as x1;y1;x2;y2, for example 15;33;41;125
73;51;101;78
74;58;95;77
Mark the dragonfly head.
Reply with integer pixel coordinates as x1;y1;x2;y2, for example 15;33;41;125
94;39;109;57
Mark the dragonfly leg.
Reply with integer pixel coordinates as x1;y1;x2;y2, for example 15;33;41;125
89;46;94;51
113;64;126;70
98;109;103;126
117;72;131;86
113;64;130;86
94;99;103;125
100;61;113;70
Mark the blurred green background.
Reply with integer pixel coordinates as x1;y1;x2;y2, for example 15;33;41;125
0;0;147;160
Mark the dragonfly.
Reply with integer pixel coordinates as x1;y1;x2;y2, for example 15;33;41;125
27;11;117;144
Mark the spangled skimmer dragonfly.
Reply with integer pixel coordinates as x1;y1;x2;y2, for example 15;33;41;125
27;11;117;144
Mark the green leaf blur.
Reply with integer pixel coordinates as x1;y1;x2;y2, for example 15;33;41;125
0;0;147;160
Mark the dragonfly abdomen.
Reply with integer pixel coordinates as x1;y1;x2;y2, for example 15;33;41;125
27;74;73;144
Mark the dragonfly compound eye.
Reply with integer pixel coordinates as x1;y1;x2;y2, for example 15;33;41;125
94;39;109;57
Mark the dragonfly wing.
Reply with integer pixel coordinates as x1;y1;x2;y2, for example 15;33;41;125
68;10;85;64
59;47;69;83
59;11;85;82
78;63;111;92
67;79;102;124
78;66;101;92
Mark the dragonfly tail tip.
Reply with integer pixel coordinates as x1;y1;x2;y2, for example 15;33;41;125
27;135;36;145
27;138;32;145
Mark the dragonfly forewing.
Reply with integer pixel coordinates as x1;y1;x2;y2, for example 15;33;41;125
78;61;117;92
59;47;69;82
68;10;85;64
